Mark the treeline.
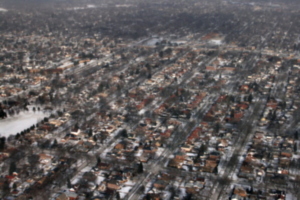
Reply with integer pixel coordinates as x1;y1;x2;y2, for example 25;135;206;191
0;102;8;119
0;109;7;119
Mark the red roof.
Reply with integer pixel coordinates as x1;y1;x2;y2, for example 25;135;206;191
217;95;227;103
237;104;249;110
187;127;202;142
234;112;244;119
5;175;14;180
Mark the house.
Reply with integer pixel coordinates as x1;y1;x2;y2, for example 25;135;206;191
114;141;127;150
56;193;68;200
209;152;220;160
39;153;53;164
236;103;249;110
153;179;168;190
221;67;236;73
160;129;172;138
240;162;254;174
144;193;162;200
280;151;292;158
205;66;217;71
175;152;186;160
97;182;107;192
140;152;151;163
205;159;218;169
107;180;121;190
267;99;278;109
233;187;247;198
181;144;193;152
187;127;202;144
97;162;112;170
240;85;250;92
65;191;78;200
184;180;205;194
143;144;157;153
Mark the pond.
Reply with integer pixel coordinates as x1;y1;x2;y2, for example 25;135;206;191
143;37;163;46
0;111;48;138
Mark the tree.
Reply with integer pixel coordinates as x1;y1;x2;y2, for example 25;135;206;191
165;48;172;55
9;161;17;175
228;153;239;168
291;176;300;199
184;193;192;200
82;171;96;182
295;131;299;140
2;179;10;197
0;137;6;150
13;182;17;190
218;176;231;186
52;139;58;148
159;51;164;58
43;117;49;122
93;135;98;143
115;191;120;200
120;129;128;138
96;156;101;166
248;94;253;103
88;128;93;137
144;194;151;200
138;185;145;195
214;122;221;134
137;162;143;173
169;185;176;199
15;133;21;140
199;144;207;156
0;109;7;119
74;123;79;130
28;154;40;173
67;177;72;188
57;110;63;117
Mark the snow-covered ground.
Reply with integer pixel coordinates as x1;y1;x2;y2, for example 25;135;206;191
71;166;92;185
209;39;223;45
145;38;163;46
87;4;96;8
67;4;97;10
155;147;164;157
138;109;146;115
115;4;135;8
118;186;133;199
0;8;7;12
286;193;297;200
95;175;105;185
0;111;48;137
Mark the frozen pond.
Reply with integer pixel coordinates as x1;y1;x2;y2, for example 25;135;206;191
0;111;48;137
209;39;223;45
145;38;162;46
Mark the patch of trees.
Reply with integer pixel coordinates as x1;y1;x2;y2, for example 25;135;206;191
2;100;19;107
0;109;7;119
136;162;144;174
9;161;17;175
0;137;6;150
119;129;128;138
194;144;207;163
79;52;94;59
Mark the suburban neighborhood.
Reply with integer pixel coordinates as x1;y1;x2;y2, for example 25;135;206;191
0;0;300;199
